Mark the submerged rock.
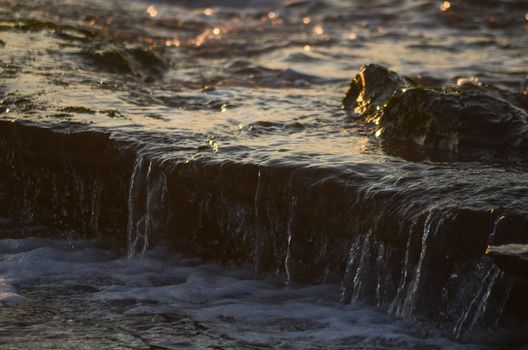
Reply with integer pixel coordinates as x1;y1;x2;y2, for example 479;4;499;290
487;244;528;277
344;64;528;162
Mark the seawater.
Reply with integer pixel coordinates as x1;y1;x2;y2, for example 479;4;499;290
0;237;500;349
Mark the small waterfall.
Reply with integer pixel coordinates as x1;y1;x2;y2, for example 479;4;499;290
375;242;388;308
351;231;374;303
284;195;297;285
72;170;86;227
389;211;443;318
340;231;375;304
127;153;168;258
90;181;103;237
453;265;504;341
253;168;263;275
389;216;421;315
127;154;146;257
399;212;435;317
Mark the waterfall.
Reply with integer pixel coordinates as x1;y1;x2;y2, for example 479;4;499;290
340;231;375;304
127;153;168;258
398;212;435;317
453;265;504;341
90;181;103;237
284;195;297;285
253;168;263;275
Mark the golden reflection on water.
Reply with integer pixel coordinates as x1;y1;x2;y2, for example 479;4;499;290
1;0;527;168
439;1;451;12
146;5;158;18
313;24;324;35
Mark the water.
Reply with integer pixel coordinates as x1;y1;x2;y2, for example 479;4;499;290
1;0;528;348
0;237;509;349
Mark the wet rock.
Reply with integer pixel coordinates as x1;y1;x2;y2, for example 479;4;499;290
343;64;410;117
344;64;528;162
0;217;12;226
379;89;528;161
0;121;132;240
487;244;528;277
79;47;168;79
456;79;528;112
1;120;528;339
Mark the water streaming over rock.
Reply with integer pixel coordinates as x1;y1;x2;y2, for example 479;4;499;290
0;0;528;348
127;153;169;258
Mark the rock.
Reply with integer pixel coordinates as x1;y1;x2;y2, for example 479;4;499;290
344;64;528;162
343;64;410;117
379;88;528;160
0;217;12;226
487;244;528;276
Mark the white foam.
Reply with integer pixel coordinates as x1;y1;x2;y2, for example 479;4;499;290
0;238;493;349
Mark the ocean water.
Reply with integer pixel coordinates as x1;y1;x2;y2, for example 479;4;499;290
1;0;528;348
0;237;510;349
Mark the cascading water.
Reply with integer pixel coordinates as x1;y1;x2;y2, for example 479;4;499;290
90;181;103;237
284;195;297;285
397;211;437;317
453;265;506;341
0;0;527;347
127;153;168;258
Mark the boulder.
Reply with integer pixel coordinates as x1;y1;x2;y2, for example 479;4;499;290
344;64;528;162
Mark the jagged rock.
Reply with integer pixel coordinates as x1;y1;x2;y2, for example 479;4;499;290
487;244;528;276
344;64;528;161
343;64;410;118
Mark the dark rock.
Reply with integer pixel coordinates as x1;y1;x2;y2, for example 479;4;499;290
343;64;410;117
344;64;528;162
1;120;528;339
379;88;528;161
78;47;168;79
0;121;132;240
487;244;528;276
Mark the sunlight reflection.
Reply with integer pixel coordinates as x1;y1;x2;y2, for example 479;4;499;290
440;1;451;12
146;5;158;17
165;38;181;47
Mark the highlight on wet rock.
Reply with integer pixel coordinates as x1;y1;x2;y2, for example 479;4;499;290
344;64;528;162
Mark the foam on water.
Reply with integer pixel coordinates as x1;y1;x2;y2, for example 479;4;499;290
0;237;502;349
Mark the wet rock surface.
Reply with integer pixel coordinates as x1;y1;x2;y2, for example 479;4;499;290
344;64;528;163
1;119;528;343
1;0;528;347
487;244;528;277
